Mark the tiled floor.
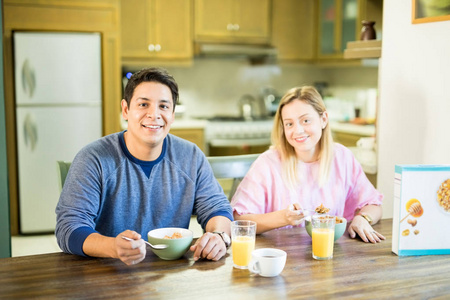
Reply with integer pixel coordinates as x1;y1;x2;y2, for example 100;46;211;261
11;217;204;257
11;234;61;257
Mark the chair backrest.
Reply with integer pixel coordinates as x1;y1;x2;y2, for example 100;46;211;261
56;154;259;197
57;161;72;192
207;153;259;200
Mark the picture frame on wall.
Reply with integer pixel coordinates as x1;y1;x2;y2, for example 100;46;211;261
412;0;450;24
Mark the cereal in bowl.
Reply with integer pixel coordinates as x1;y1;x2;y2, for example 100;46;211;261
163;232;183;239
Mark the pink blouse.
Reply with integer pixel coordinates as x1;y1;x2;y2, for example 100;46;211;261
231;143;383;223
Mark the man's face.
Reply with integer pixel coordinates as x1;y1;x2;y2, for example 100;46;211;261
121;81;174;156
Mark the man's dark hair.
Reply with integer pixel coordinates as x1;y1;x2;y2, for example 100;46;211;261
123;67;179;111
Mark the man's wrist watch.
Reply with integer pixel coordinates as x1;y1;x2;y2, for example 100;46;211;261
357;213;373;225
213;232;231;249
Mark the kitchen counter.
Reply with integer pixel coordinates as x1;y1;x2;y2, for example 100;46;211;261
171;119;374;136
171;118;208;129
330;121;375;136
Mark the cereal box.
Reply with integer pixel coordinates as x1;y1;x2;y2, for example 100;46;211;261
392;165;450;256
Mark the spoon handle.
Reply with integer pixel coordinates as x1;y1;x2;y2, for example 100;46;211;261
121;235;167;250
121;236;136;242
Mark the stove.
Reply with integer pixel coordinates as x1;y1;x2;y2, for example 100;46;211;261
205;118;274;148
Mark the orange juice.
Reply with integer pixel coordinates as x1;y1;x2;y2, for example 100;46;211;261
232;236;255;268
312;228;334;259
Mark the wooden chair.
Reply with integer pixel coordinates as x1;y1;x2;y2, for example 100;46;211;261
57;161;72;192
207;153;259;200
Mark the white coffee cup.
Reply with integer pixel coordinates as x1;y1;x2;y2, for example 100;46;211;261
248;248;287;277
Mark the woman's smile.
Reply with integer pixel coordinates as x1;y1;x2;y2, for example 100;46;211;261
294;135;309;143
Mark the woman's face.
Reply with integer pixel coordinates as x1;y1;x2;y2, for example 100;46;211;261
281;99;328;162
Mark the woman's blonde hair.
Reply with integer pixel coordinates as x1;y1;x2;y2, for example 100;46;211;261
271;86;334;189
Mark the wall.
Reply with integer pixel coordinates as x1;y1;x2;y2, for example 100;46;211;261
161;59;378;119
1;4;12;258
377;1;450;218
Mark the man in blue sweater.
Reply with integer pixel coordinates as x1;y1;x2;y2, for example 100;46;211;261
55;67;233;265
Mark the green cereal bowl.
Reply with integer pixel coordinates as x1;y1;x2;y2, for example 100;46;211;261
147;228;193;260
305;216;347;241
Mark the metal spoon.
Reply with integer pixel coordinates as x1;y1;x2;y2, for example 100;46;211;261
121;236;168;250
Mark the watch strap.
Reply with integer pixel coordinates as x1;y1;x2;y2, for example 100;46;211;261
213;232;231;248
357;213;373;225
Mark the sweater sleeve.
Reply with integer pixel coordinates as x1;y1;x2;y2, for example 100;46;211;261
55;147;103;255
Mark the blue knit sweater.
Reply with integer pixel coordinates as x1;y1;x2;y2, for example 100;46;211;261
55;131;233;256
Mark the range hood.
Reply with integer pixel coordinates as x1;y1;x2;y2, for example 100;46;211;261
195;43;278;59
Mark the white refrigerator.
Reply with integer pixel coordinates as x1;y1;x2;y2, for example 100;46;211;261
14;32;103;234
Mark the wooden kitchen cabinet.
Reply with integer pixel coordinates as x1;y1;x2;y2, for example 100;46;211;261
332;131;367;147
317;0;383;61
194;0;271;44
271;0;316;61
208;145;269;156
170;128;206;153
121;0;193;65
318;0;358;59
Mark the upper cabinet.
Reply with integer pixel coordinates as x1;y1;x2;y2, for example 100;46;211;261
318;0;358;59
194;0;271;44
271;0;316;61
318;0;382;60
121;0;193;65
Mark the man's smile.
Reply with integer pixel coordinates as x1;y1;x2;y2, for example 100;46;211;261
142;124;163;129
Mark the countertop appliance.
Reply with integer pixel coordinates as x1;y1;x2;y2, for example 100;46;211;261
14;31;102;233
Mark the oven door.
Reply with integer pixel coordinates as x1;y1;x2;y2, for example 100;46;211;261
208;138;271;156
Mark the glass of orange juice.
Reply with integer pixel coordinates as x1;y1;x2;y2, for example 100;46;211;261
231;220;256;269
311;215;335;260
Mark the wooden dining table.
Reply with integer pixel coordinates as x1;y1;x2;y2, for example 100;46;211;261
1;218;450;299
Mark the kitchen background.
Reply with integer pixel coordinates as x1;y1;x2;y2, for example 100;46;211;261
2;0;381;252
4;0;449;258
157;60;378;121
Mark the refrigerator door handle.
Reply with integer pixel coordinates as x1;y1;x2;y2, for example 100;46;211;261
22;59;36;98
23;113;38;151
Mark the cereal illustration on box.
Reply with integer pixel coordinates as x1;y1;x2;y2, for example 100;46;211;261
393;165;450;256
437;179;450;213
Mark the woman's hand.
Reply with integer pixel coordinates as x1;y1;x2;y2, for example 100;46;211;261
284;203;307;226
348;216;385;243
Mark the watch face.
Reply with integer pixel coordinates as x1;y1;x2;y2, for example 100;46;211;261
222;233;231;245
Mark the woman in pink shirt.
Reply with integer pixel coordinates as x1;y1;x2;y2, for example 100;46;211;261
231;86;384;243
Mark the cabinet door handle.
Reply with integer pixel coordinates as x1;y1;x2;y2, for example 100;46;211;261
155;44;161;52
227;23;234;31
148;44;155;52
233;24;239;31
